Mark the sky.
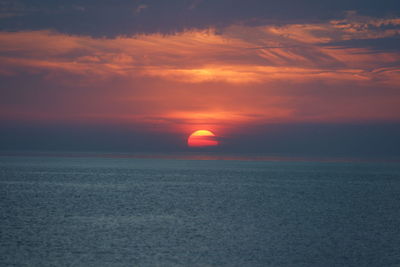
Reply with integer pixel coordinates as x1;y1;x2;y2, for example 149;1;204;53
0;0;399;156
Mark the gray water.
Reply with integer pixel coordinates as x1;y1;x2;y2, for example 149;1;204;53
1;155;400;266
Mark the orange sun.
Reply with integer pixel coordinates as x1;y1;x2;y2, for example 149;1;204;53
187;130;218;148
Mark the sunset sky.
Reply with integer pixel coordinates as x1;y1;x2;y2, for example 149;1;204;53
1;0;399;156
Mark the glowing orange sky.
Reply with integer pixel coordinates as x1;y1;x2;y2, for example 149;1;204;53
0;12;399;137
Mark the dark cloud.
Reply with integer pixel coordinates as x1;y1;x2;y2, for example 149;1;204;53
0;119;188;152
0;0;399;37
325;36;400;52
1;120;399;158
223;123;400;158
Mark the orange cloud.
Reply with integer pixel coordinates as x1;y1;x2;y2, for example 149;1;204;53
0;17;399;133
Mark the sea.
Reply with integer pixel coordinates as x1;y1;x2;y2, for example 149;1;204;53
1;153;400;266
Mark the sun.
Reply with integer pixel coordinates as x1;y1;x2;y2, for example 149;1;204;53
187;130;218;148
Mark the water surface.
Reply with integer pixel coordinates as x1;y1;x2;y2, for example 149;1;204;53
1;155;400;266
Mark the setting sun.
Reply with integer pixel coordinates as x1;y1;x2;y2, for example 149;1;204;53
187;130;218;148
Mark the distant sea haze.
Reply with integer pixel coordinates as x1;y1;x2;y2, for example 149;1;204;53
1;151;399;163
1;154;400;266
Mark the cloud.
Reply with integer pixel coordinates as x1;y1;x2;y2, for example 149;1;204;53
0;0;399;36
134;4;148;14
1;19;398;83
0;16;399;135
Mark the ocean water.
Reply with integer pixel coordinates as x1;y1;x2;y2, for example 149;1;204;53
1;155;400;266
